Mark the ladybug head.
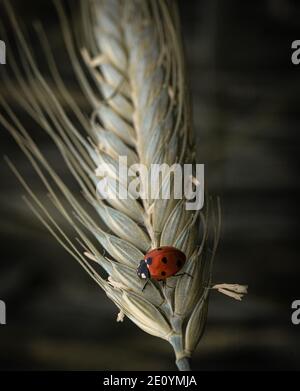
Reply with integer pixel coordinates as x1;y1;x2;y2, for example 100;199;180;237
137;260;150;280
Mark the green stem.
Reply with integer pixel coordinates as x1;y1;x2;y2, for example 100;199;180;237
176;357;191;371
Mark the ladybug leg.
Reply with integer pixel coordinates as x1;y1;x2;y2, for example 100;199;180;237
142;280;149;291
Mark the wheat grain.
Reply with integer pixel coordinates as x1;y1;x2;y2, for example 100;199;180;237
0;0;247;371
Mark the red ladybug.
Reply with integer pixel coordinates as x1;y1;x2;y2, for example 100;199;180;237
137;246;186;282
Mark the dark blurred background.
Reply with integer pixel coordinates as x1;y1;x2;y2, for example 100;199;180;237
0;0;299;370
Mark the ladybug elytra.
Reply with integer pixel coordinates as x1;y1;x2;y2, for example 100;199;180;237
137;246;186;282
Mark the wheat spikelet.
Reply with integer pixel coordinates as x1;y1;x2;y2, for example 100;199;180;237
0;0;247;370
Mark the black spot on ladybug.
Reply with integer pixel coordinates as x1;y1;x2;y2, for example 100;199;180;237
161;257;168;264
146;257;152;265
157;247;162;250
176;260;182;267
161;271;166;276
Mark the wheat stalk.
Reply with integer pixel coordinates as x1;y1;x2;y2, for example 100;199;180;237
0;0;247;370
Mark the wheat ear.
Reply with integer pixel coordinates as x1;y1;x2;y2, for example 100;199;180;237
0;0;247;370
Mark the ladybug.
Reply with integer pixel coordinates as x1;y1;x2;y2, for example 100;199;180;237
137;246;186;282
